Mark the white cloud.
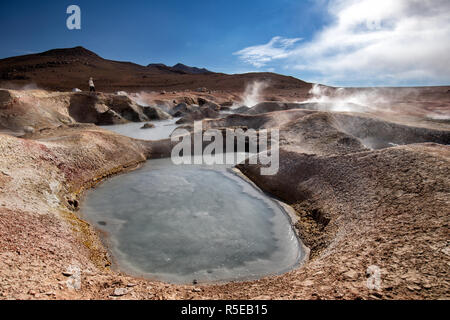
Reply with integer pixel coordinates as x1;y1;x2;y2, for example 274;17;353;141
234;0;450;85
233;36;302;68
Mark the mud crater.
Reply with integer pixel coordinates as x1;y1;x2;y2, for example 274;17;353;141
81;158;305;284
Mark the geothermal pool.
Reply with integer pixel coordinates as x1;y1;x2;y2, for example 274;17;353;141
100;118;180;140
81;158;304;284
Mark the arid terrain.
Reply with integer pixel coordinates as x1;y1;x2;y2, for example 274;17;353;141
0;46;311;97
0;47;449;300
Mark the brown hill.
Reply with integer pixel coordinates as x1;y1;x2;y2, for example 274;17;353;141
0;46;310;93
171;63;212;74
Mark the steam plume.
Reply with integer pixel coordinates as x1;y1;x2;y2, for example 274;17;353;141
241;81;269;108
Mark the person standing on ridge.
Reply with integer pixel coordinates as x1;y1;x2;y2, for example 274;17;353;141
89;77;95;92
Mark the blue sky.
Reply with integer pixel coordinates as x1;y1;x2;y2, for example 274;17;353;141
0;0;449;86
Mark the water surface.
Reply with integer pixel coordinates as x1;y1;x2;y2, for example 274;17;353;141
82;158;304;284
100;118;179;140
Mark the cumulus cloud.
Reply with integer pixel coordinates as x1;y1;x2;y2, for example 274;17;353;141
234;0;450;85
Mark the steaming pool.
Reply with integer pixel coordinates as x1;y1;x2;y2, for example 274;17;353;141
100;118;180;140
81;157;305;284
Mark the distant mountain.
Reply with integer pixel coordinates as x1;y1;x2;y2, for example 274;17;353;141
147;63;166;68
172;63;212;74
0;46;310;92
146;63;212;74
146;63;185;74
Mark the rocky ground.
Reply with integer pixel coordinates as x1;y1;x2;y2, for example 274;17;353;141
0;89;241;135
0;87;449;300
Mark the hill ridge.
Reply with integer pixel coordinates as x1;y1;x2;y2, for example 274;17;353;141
0;46;310;92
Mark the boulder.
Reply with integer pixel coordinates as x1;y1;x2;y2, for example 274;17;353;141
142;106;172;120
233;106;250;114
68;93;129;125
105;95;149;122
23;126;35;134
175;106;220;124
246;102;295;114
97;109;128;125
197;97;208;106
197;97;222;110
170;103;194;116
141;122;155;129
203;101;221;111
111;288;128;297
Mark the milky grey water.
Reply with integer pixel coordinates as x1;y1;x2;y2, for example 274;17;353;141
100;118;180;140
81;158;304;284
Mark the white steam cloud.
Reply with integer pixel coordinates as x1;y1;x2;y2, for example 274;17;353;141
300;84;450;121
240;81;269;107
125;91;173;113
301;84;389;113
0;83;41;91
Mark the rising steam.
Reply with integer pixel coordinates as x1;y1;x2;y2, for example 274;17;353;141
300;84;388;113
301;84;450;122
241;81;269;108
